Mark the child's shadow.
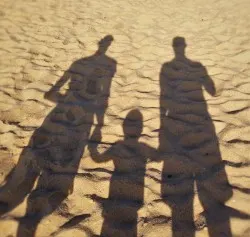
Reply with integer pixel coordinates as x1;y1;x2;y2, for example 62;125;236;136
89;109;157;237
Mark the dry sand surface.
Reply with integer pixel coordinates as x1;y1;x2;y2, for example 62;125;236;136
0;0;250;236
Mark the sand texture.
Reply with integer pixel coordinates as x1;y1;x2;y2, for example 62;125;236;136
0;0;250;236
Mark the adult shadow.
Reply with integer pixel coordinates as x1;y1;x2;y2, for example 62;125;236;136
0;35;116;237
159;37;250;237
89;109;157;237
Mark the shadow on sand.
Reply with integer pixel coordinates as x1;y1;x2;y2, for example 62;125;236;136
0;35;250;237
159;36;250;237
89;109;157;237
0;35;116;237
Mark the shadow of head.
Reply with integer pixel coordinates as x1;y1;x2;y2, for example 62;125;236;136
97;35;114;54
123;109;143;140
172;36;187;57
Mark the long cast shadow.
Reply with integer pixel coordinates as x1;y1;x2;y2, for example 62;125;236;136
89;109;157;237
159;37;236;237
0;35;116;237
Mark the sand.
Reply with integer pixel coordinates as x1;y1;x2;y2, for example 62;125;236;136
0;0;250;236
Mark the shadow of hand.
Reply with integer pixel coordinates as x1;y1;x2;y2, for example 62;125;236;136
90;127;102;143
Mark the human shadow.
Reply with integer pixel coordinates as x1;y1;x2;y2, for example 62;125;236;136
159;37;249;237
0;35;116;237
89;109;157;237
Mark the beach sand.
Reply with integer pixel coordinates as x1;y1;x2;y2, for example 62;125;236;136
0;0;250;236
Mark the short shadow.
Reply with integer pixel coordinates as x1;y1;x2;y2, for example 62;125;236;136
89;109;157;237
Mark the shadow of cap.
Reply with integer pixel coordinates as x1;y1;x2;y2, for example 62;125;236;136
98;35;114;47
172;36;187;47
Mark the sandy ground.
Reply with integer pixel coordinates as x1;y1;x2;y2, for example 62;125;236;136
0;0;250;236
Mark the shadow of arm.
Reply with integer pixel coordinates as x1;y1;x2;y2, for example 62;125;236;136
88;142;113;163
201;68;216;96
88;128;113;163
44;71;71;102
141;143;161;162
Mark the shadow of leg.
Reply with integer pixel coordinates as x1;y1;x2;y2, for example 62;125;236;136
0;165;38;216
17;214;42;237
161;164;195;237
197;177;233;237
171;193;195;237
101;219;137;237
101;202;138;237
16;175;68;237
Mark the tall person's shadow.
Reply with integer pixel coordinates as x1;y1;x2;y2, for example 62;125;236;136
89;109;158;237
159;37;250;237
0;35;116;237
